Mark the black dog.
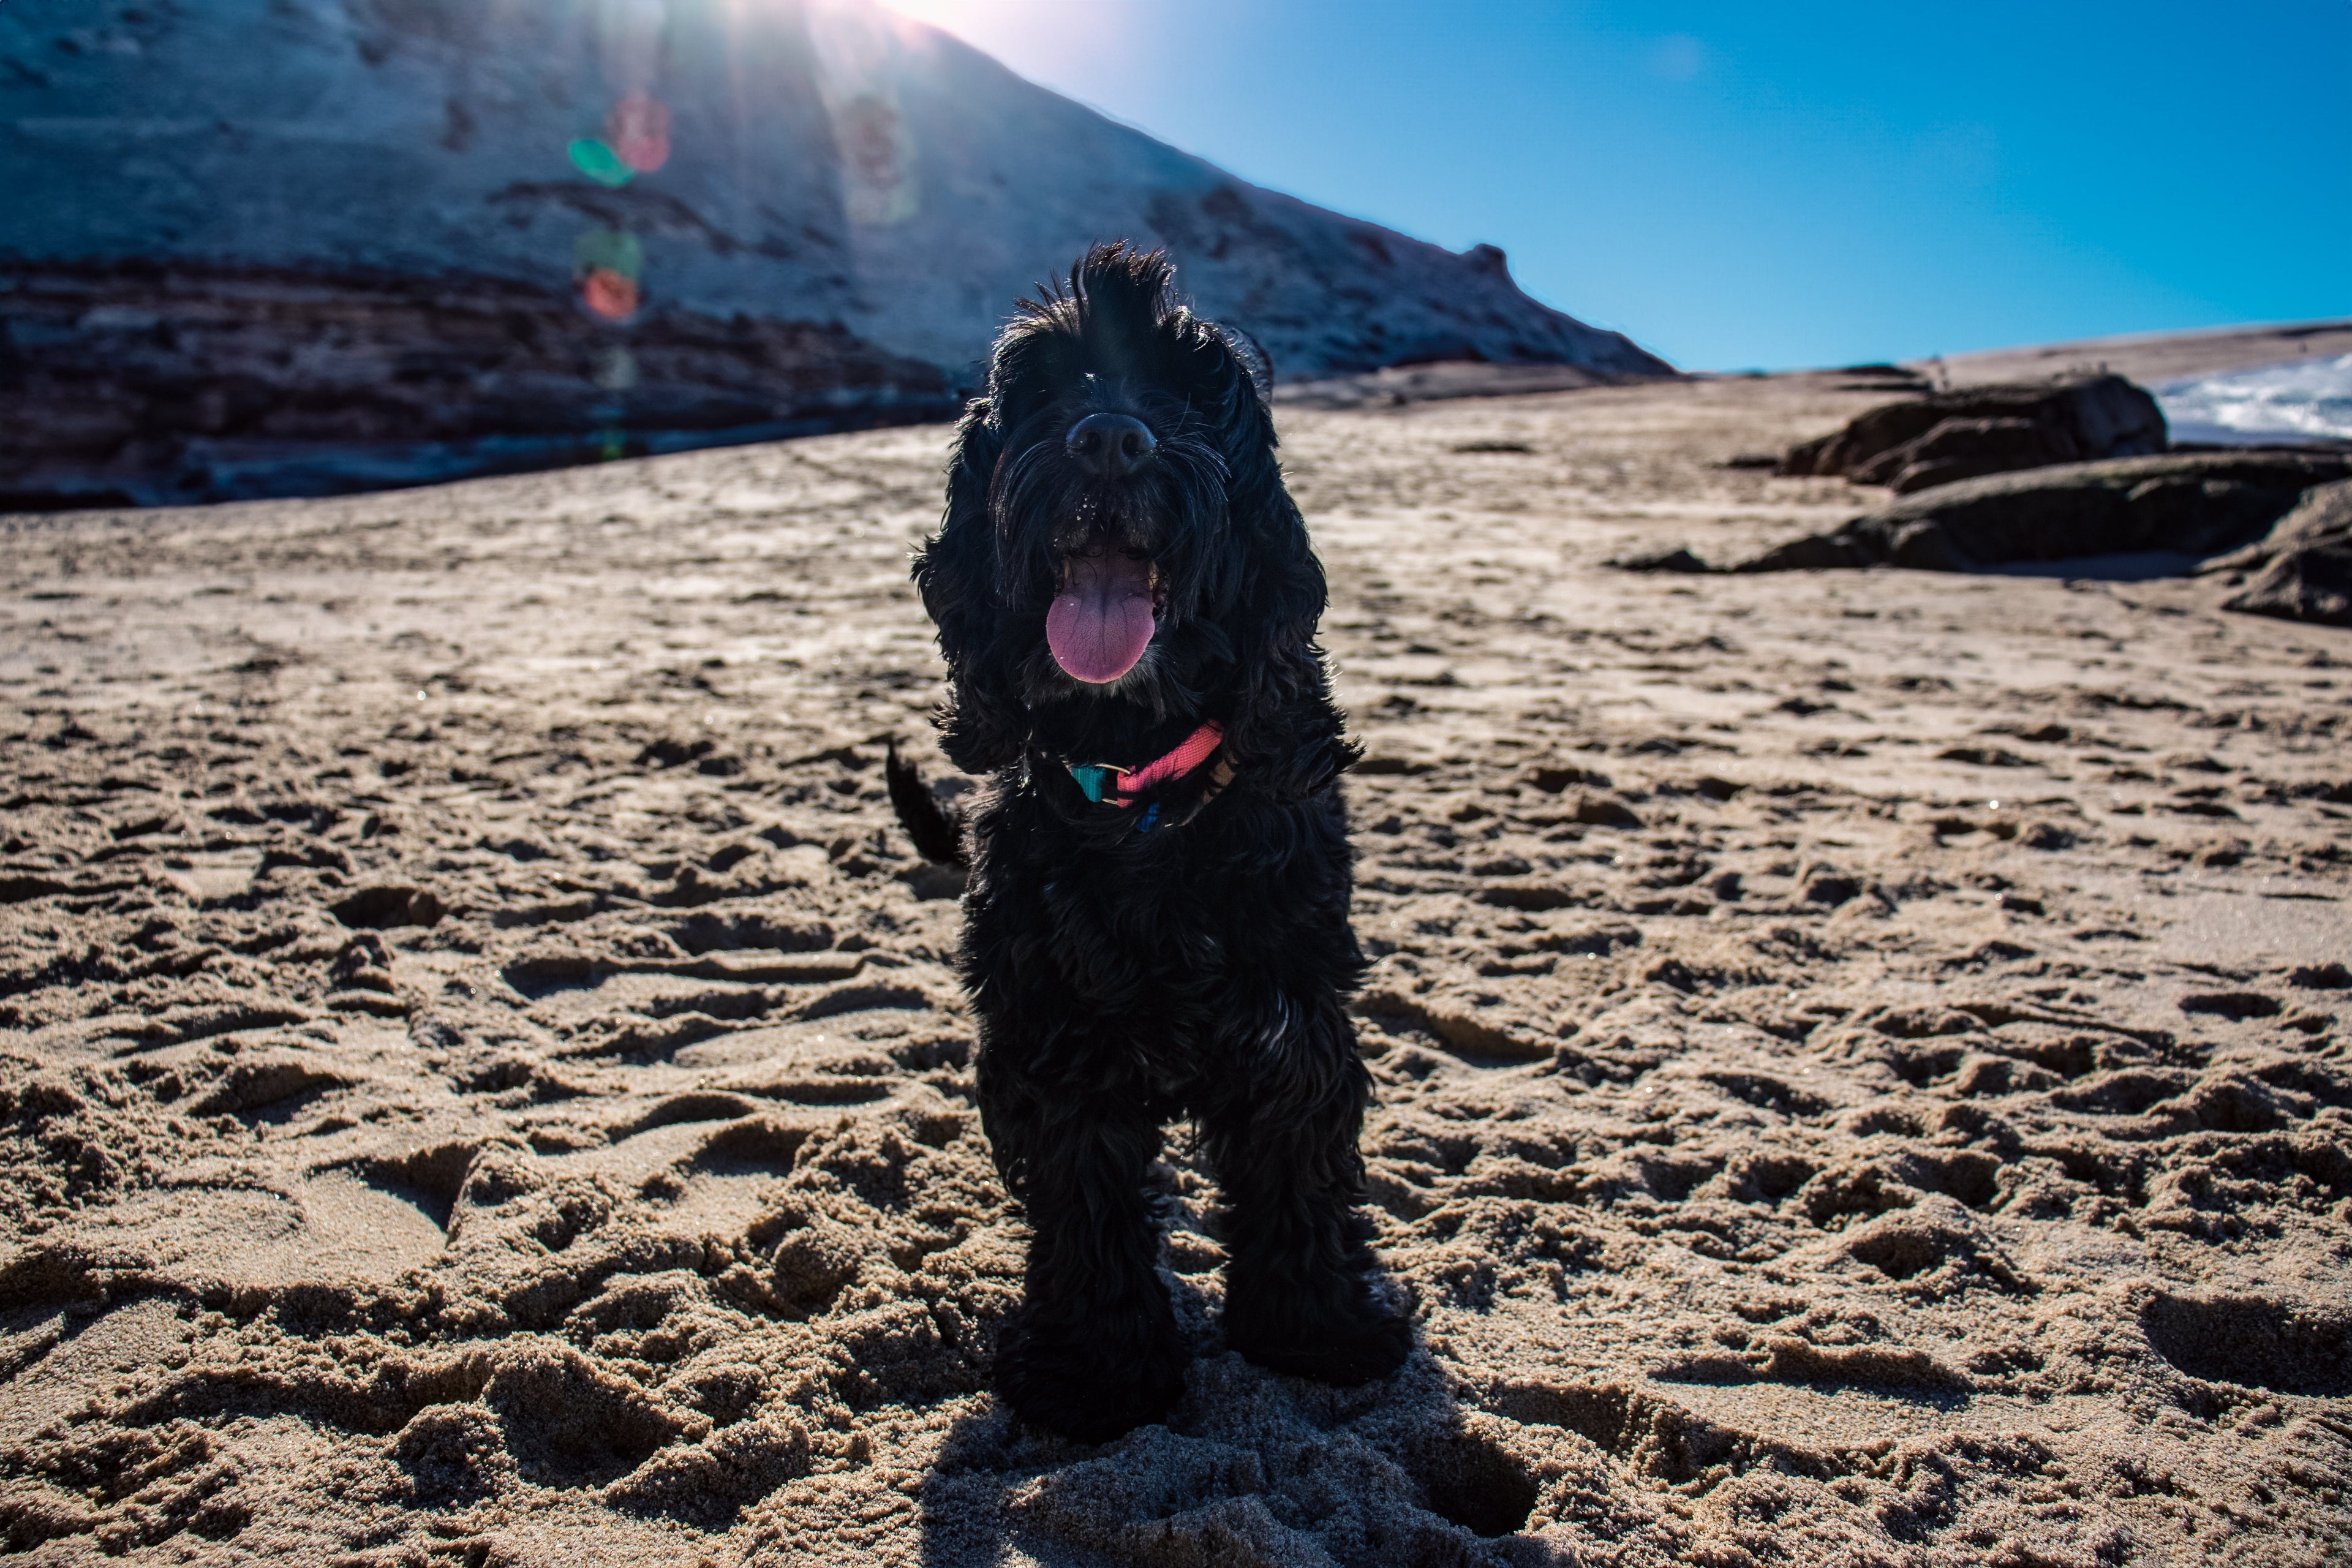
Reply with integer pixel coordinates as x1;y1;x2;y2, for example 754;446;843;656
894;244;1411;1441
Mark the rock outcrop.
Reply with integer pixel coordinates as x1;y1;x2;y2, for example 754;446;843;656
0;0;1670;508
1777;375;2168;494
1730;451;2352;574
2211;479;2352;627
0;260;959;510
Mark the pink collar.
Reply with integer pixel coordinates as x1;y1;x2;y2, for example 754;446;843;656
1067;719;1229;813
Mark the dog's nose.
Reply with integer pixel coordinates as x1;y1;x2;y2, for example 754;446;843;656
1065;413;1155;480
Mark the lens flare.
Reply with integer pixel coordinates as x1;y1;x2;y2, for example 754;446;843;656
812;4;921;226
606;91;671;174
581;268;641;322
595;0;666;96
573;227;644;280
595;344;639;390
566;7;669;421
568;137;635;187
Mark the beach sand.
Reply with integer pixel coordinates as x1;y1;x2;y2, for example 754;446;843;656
3;368;2347;1565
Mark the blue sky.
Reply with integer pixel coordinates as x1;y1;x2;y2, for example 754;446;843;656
884;1;2351;371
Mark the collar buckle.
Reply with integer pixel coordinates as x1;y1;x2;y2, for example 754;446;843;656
1066;761;1128;804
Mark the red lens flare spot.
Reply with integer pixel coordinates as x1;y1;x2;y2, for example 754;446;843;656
607;91;671;174
581;268;641;322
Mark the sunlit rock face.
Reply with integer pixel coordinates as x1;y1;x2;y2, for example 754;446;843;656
0;0;1671;507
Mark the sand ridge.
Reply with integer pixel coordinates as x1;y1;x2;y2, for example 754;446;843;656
2;373;2348;1565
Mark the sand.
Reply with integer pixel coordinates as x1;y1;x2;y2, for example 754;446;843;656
2;369;2348;1566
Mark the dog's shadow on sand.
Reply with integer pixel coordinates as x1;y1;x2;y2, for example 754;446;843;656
916;1306;1551;1567
917;1265;1234;1567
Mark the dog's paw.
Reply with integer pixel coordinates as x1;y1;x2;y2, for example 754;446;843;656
1226;1287;1414;1387
994;1308;1189;1444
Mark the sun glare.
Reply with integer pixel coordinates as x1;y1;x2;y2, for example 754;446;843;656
873;0;1134;91
873;0;984;29
872;0;1007;48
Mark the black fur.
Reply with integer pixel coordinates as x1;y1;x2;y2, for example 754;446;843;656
905;245;1410;1442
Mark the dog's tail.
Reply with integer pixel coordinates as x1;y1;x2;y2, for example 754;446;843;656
885;739;967;867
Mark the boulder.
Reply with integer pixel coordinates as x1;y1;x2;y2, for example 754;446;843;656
2218;480;2352;627
2203;477;2352;572
1610;546;1710;575
1778;375;2168;492
1856;417;2056;494
1732;452;2352;575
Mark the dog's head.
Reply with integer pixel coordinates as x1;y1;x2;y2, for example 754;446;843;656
914;244;1327;775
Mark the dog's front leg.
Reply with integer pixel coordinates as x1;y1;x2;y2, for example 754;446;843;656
1203;995;1414;1386
986;1096;1188;1442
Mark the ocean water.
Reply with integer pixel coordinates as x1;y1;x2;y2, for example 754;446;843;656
2155;352;2352;444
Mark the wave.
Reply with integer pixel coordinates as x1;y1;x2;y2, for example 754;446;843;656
2156;352;2352;444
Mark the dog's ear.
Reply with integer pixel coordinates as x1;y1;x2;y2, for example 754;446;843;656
1223;484;1349;799
1215;325;1275;405
1179;313;1340;797
913;400;1025;774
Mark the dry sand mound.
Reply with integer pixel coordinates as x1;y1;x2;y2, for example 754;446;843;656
3;373;2348;1565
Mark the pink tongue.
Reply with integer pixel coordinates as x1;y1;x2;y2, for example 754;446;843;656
1046;551;1157;684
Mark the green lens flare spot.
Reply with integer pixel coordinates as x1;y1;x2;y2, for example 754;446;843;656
568;138;634;188
572;228;644;281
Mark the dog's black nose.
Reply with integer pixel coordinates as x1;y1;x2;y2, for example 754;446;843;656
1065;413;1155;480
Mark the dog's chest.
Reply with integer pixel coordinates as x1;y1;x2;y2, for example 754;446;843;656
1035;855;1226;986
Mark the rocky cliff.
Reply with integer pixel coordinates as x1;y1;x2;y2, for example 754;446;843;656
0;0;1671;507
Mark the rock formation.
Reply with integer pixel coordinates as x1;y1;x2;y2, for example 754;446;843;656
0;262;957;510
1777;375;2168;494
0;0;1670;508
2210;478;2352;627
1729;451;2352;578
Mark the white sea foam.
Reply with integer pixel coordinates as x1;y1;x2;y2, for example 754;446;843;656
2155;352;2352;444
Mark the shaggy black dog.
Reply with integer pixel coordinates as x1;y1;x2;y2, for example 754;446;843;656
894;244;1411;1441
